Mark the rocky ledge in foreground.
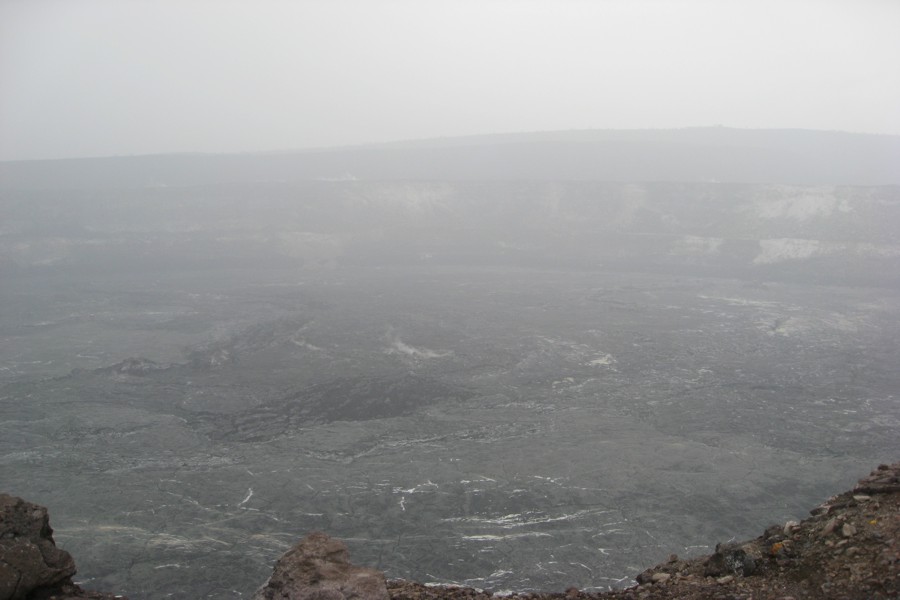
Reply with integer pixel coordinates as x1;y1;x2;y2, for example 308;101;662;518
3;463;899;600
389;462;900;600
0;494;122;600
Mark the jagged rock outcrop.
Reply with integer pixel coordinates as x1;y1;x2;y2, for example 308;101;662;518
0;494;76;600
253;532;389;600
0;494;121;600
614;462;900;599
3;463;899;600
699;542;758;578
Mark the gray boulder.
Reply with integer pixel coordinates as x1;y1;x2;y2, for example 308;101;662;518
253;532;389;600
703;541;758;577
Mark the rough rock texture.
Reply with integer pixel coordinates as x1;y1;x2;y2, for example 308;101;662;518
0;494;75;600
387;462;900;600
0;494;121;600
699;542;758;578
253;532;389;600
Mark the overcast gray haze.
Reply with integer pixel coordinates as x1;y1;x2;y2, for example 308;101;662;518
3;2;900;600
1;0;900;160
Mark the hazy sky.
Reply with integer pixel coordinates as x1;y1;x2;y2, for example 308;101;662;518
1;0;898;160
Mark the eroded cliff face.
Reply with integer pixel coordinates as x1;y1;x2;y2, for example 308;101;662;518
3;182;899;287
3;462;898;600
0;494;119;600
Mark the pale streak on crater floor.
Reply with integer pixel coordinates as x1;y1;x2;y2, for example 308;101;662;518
1;266;898;599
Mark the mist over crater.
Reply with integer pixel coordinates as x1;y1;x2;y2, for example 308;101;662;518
1;129;898;599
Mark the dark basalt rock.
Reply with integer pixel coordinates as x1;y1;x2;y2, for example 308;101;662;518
702;542;758;577
252;532;389;600
854;463;900;495
0;494;120;600
0;494;75;600
0;494;76;600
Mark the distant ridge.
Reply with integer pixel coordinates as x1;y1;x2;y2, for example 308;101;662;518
372;126;900;150
2;128;899;189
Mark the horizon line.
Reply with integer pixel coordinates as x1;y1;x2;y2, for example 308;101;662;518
3;125;899;164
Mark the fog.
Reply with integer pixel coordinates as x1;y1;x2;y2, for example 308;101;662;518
2;131;900;598
2;1;900;160
1;3;900;600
